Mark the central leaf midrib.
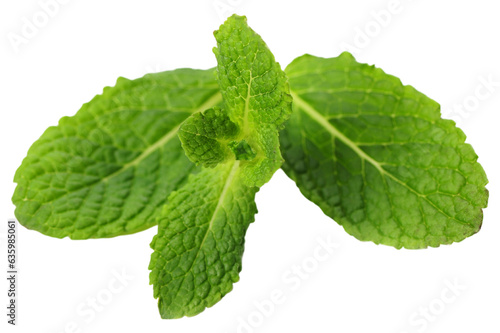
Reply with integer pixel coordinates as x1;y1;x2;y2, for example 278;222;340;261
291;91;471;226
30;91;223;208
102;124;180;182
241;52;258;139
291;92;385;173
103;92;223;182
198;160;240;257
169;160;240;303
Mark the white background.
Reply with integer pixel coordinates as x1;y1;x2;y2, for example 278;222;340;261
1;0;499;332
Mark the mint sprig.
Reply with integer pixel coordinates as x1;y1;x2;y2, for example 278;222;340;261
149;15;291;318
12;14;489;319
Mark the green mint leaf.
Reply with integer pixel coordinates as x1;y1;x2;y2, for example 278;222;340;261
149;161;258;319
12;68;221;239
281;53;489;249
212;14;292;187
228;140;256;161
178;107;239;168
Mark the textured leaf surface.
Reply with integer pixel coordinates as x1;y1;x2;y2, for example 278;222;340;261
13;69;221;239
178;107;239;168
149;161;258;319
213;14;292;187
149;15;289;319
281;53;488;249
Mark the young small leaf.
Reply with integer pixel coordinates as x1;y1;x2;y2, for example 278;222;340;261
281;53;489;249
178;107;239;168
13;69;221;239
213;14;292;187
229;140;256;161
